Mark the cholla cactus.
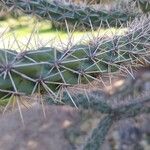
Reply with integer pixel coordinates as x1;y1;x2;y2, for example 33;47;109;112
0;0;137;29
47;68;150;150
0;1;150;150
0;18;150;99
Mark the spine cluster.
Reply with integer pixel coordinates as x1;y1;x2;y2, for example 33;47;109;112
0;20;150;99
0;1;150;150
1;0;138;29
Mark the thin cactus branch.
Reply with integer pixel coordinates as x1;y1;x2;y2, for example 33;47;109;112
0;0;138;29
46;68;150;150
82;96;150;150
113;96;150;119
82;115;114;150
47;91;112;113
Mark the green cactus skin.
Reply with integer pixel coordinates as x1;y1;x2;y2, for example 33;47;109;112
1;0;138;29
47;90;112;113
0;19;149;99
82;115;114;150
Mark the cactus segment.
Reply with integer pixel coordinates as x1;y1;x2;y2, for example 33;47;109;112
47;90;112;113
82;115;114;150
1;0;138;29
46;87;150;150
25;47;62;62
0;19;150;99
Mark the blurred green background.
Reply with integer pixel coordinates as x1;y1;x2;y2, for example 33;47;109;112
0;14;126;51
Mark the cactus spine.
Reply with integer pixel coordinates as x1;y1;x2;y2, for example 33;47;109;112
0;19;150;99
0;1;150;150
47;80;150;150
1;0;138;29
134;0;150;13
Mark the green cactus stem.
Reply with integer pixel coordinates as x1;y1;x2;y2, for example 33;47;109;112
82;95;150;150
0;19;149;99
46;76;150;150
1;0;138;29
82;115;114;150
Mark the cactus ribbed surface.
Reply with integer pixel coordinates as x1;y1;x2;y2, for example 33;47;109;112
0;1;149;100
0;0;138;29
0;19;150;99
0;1;150;150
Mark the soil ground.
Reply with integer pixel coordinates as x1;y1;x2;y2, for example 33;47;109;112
0;72;149;150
